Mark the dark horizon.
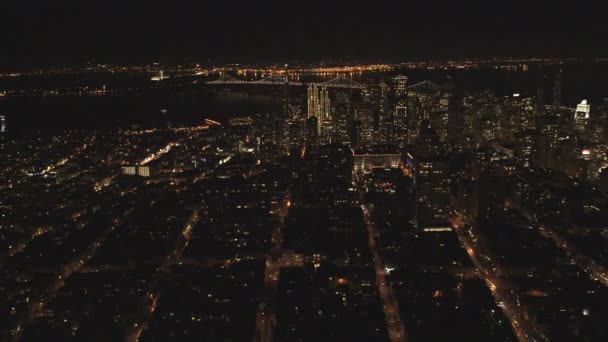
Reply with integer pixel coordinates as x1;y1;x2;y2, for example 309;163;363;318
3;1;608;69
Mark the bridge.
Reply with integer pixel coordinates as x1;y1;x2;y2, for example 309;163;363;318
407;80;443;92
207;74;364;89
206;74;248;85
318;75;365;89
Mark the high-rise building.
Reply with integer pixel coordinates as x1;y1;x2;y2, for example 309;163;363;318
514;130;537;169
574;99;590;134
447;90;465;148
0;115;6;133
414;123;451;228
392;75;408;98
376;81;390;144
319;86;331;121
393;100;408;147
333;92;351;145
356;107;375;146
391;75;409;148
415;158;451;228
553;68;563;106
521;97;536;131
285;102;306;149
307;83;319;121
307;84;330;137
436;93;451;142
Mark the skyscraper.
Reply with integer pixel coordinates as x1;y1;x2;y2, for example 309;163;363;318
333;92;351;145
553;68;563;106
574;99;590;134
307;83;319;120
356;106;375;146
392;75;408;98
376;81;390;144
319;86;331;121
307;84;330;137
414;123;450;229
0;115;6;133
392;75;409;148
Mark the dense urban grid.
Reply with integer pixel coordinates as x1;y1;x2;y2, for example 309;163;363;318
2;59;608;342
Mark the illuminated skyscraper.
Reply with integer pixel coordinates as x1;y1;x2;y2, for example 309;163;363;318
376;81;390;143
307;84;330;137
0;115;5;133
307;83;319;119
393;101;408;147
414;124;450;229
574;99;590;134
319;86;330;120
392;75;408;98
356;106;375;146
392;75;409;147
514;130;537;169
521;97;536;131
333;92;351;145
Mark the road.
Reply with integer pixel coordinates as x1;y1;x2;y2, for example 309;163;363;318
361;204;407;342
254;192;290;342
451;216;547;342
126;209;200;342
8;208;134;342
538;226;608;287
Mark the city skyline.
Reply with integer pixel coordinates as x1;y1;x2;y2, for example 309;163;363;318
3;3;608;342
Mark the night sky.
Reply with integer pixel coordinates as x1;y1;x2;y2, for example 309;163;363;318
2;0;607;68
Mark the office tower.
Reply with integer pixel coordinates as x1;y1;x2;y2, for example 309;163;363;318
436;92;451;142
391;74;409;148
306;116;319;147
0;115;6;133
447;90;465;148
537;116;560;168
574;99;590;134
480;114;498;141
307;84;330;137
392;75;408;98
350;119;362;148
307;83;319;120
319;86;331;121
393;100;408;147
553;68;563;106
356;106;375;146
320;118;334;145
514;130;537;169
416;120;444;158
333;92;351;145
415;124;450;229
376;81;390;144
415;158;451;228
285;102;306;149
521;97;536;131
406;81;441;145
